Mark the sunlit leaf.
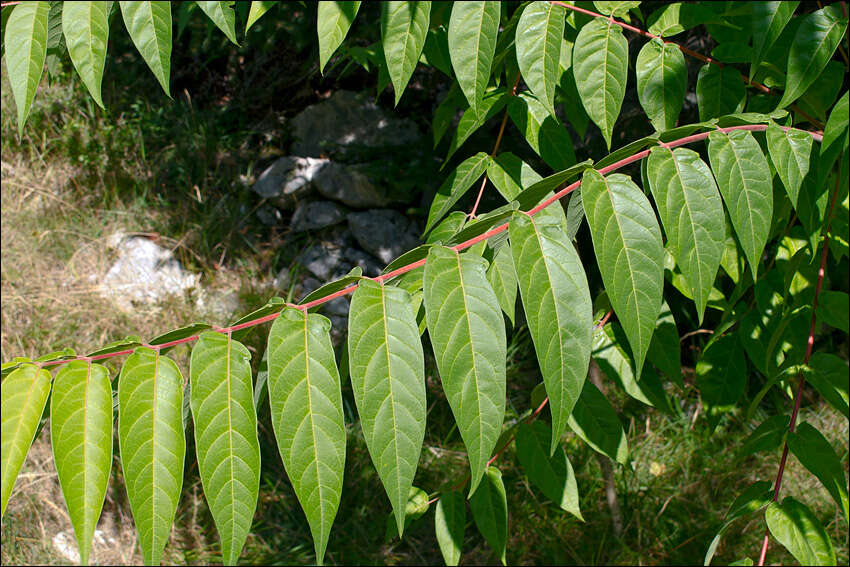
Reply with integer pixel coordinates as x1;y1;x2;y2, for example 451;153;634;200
4;0;49;133
120;1;172;95
196;1;238;45
245;1;276;32
382;1;430;105
61;1;109;108
636;38;687;132
516;422;582;520
766;497;836;566
515;0;566;118
448;1;500;117
318;1;361;73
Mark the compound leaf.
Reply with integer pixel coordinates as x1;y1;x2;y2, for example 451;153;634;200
61;1;109;108
348;280;426;537
515;0;565;118
582;169;664;378
4;0;49;133
636;38;687;132
266;308;346;564
381;1;430;105
1;364;51;518
118;348;186;566
120;1;172;95
707;129;773;278
190;331;260;565
424;246;506;496
448;1;500;117
646;147;725;322
573;18;628;149
317;1;361;73
51;361;112;567
510;212;592;454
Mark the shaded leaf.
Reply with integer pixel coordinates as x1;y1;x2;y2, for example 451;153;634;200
435;490;465;566
751;2;798;80
448;1;500;117
704;480;773;565
636;39;687;131
516;1;565;118
516;422;583;520
740;414;788;456
788;422;848;520
567;381;629;464
120;1;172;95
425;152;490;234
507;92;576;170
487;243;518;326
696;64;746;121
646;300;681;386
695;334;747;422
469;466;507;565
382;1;430;105
807;353;849;419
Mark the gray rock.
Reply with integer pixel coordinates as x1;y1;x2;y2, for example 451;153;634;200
252;156;326;209
195;289;242;322
256;203;284;227
100;234;200;311
342;248;383;277
291;90;420;157
347;209;421;265
296;243;344;281
290;200;346;232
312;161;392;208
272;267;291;291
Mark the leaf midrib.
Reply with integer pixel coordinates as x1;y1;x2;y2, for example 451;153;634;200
303;313;326;537
379;284;404;527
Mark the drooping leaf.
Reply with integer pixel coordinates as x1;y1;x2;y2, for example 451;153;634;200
567;381;629;464
448;1;500;117
777;6;847;109
384;486;430;540
806;352;849;419
120;1;172;95
190;331;261;565
4;0;49;133
515;422;582;520
266;308;346;564
581;169;664;377
381;1;430;105
645;300;682;386
487;243;518;326
819;91;849;189
646;2;719;37
515;0;565;118
740;414;788;456
444;87;507;164
704;480;773;565
557;36;590;139
118;348;186;566
751;2;799;80
469;466;507;565
424;246;506;495
514;159;593;212
765;497;836;566
61;1;108;108
51;361;113;566
788;422;848;520
1;364;51;518
196;1;238;45
510;212;592;454
646;147;725;322
245;1;276;32
348;280;426;536
435;490;465;566
507;92;576;170
487;152;542;202
572;18;628;149
696;64;746;121
425;152;490;234
765;121;813;210
636;38;687;132
317;1;361;73
707;129;773;278
422;24;452;76
695;334;747;423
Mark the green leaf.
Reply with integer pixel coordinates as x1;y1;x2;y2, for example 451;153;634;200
740;414;788;456
196;1;238;45
696;64;746;121
765;121;813;211
581;169;664;378
646;300;682;386
469;466;507;565
444;87;507;164
573;18;628;149
422;24;452;76
1;364;51;518
381;1;430;105
51;361;113;566
636;38;687;132
766;497;836;566
424;246;506;495
557;36;590;139
819;91;849;190
515;422;583;520
788;422;848;520
751;2;799;80
61;1;108;108
487;152;542;202
487;243;518;326
266;308;345;564
646;147;725;322
515;0;565;118
704;480;773;565
777;6;847;110
567;381;629;464
120;1;172;95
425;152;490;234
190;331;260;565
593;1;640;19
707;129;773;278
4;0;49;134
245;0;275;32
435;490;465;566
317;1;361;74
348;280;426;537
646;2;719;37
807;353;849;419
507;92;576;171
514;159;593;212
118;348;186;566
148;322;212;346
510;212;592;454
448;1;500;117
384;486;430;540
695;334;747;421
